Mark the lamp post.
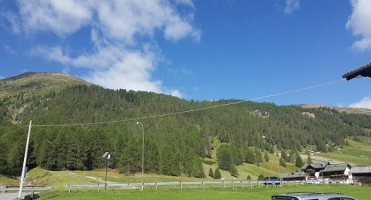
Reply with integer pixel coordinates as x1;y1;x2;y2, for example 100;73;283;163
136;122;144;192
102;152;110;191
262;136;280;174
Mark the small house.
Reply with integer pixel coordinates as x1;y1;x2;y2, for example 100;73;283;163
320;163;352;183
301;162;329;178
351;166;371;186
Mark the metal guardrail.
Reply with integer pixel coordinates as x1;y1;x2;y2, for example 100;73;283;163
66;179;351;193
1;186;53;194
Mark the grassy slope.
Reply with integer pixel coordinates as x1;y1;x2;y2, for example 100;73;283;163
39;185;370;200
317;137;371;166
26;151;297;191
0;174;18;186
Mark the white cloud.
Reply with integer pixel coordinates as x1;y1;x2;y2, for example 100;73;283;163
284;0;300;14
349;97;371;109
8;0;200;98
346;0;371;51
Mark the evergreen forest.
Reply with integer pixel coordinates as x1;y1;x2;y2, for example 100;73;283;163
0;74;370;178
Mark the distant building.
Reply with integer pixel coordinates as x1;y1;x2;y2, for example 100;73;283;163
280;172;307;181
301;162;329;178
320;163;352;184
351;166;371;186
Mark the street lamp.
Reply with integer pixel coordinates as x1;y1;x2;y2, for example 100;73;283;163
262;136;280;174
102;152;110;191
136;122;144;192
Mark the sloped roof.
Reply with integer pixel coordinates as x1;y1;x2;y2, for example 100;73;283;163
301;162;329;170
321;163;350;173
351;166;371;174
281;172;307;179
343;62;371;80
301;164;308;171
311;162;329;169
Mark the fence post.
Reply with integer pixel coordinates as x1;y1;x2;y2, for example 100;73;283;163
222;181;225;189
202;181;204;190
98;184;100;191
250;181;252;189
1;186;4;194
156;182;158;190
232;181;235;190
180;182;182;190
68;185;71;193
241;180;243;188
258;181;260;189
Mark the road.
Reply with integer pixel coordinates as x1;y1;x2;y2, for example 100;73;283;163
0;192;27;200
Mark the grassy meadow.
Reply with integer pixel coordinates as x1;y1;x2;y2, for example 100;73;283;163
38;185;370;200
317;137;371;166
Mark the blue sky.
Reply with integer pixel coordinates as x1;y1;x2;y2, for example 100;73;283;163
0;0;370;108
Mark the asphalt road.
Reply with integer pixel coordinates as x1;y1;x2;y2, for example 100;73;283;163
0;192;27;200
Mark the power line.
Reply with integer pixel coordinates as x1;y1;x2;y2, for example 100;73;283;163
0;126;27;137
30;79;345;128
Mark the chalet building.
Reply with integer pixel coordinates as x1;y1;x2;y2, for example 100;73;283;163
280;172;307;181
351;166;371;186
320;163;352;183
301;162;329;178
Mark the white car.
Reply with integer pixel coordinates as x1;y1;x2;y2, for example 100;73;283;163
271;192;357;200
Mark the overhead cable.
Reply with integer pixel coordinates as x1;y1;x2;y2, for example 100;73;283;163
30;79;345;127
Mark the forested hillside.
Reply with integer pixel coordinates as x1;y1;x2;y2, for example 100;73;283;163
0;73;370;179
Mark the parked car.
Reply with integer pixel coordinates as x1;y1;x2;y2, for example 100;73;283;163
271;192;357;200
264;176;281;185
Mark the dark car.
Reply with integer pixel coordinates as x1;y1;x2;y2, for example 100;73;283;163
264;176;281;185
271;192;357;200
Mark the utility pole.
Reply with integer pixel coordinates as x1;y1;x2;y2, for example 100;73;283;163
18;120;32;199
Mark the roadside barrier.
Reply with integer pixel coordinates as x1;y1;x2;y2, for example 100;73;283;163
65;179;349;193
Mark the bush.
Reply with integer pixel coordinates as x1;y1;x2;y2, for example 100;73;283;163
258;174;264;181
247;175;251;180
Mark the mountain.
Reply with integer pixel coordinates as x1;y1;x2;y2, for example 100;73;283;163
0;72;370;179
0;72;91;98
0;72;92;124
297;104;371;115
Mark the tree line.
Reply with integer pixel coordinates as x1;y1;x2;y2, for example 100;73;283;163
0;85;370;177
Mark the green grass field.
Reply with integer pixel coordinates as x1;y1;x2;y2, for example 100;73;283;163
38;185;370;200
317;137;371;166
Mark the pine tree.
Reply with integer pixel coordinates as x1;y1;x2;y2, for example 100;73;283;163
306;155;312;164
288;150;295;163
264;151;269;162
254;147;263;163
281;149;289;162
209;168;214;178
217;144;233;170
214;167;221;179
295;154;303;168
230;165;238;177
245;147;255;164
279;158;286;167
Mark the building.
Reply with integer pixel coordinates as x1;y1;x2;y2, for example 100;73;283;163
320;163;352;184
280;172;307;181
351;166;371;186
301;162;329;178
